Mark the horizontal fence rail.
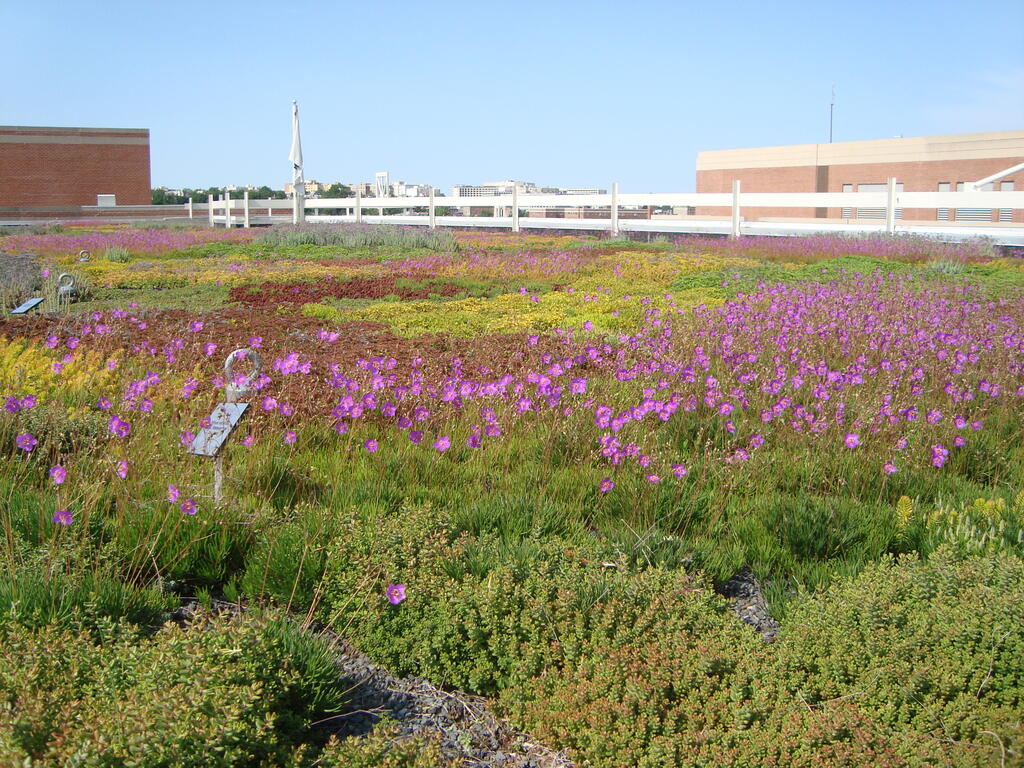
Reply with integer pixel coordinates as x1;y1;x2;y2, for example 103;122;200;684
183;181;1024;246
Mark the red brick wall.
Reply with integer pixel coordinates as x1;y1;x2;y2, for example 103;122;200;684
697;157;1023;222
0;127;151;207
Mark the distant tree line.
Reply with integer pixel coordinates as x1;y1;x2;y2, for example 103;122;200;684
151;187;288;205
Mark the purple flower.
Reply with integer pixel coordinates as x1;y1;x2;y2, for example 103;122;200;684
598;477;615;493
262;396;278;411
180;499;198;515
844;433;860;449
484;423;501;437
115;460;129;479
168;484;180;503
364;439;379;452
433;435;451;452
931;443;949;468
884;461;898;475
284;430;297;445
16;433;37;452
386;583;406;605
45;334;59;349
671;464;687;478
180;431;196;447
241;435;255;446
189;320;204;332
646;474;661;483
953;435;966;447
409;430;423;444
49;465;67;485
203;342;217;357
52;509;73;526
4;396;20;413
108;415;131;438
97;397;112;410
19;395;36;410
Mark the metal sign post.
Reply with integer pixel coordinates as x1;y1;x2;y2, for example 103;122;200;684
188;348;261;505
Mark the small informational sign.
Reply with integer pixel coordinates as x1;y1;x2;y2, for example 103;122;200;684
97;194;117;207
188;402;249;458
11;297;44;315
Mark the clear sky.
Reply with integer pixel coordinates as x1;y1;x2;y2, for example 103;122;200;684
4;0;1022;192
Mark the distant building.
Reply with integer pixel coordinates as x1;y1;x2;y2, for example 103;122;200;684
452;181;607;197
343;178;436;198
0;125;151;211
696;130;1024;223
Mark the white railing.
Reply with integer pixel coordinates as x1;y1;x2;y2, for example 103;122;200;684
191;178;1024;244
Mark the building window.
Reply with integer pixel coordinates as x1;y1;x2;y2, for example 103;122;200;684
999;181;1014;222
956;181;994;222
841;184;852;219
937;182;950;221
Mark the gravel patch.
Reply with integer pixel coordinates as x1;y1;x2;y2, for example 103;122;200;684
717;567;780;642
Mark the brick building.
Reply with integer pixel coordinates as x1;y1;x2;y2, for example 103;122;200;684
0;125;151;214
696;130;1024;223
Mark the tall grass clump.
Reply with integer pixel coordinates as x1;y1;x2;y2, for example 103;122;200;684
257;223;458;251
102;245;131;262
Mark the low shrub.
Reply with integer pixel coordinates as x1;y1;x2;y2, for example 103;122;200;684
317;504;745;696
0;610;349;766
504;548;1024;767
316;723;458;767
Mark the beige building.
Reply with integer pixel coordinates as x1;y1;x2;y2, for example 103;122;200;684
696;130;1024;223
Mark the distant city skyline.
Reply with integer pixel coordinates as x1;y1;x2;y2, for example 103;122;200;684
5;0;1022;192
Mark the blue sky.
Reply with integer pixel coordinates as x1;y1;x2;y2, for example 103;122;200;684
4;0;1022;192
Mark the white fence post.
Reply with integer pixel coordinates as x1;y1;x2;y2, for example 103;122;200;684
428;188;436;229
731;180;741;238
243;190;250;228
885;177;897;234
226;194;233;228
208;193;214;226
610;182;619;236
512;185;520;233
355;189;362;223
187;198;193;219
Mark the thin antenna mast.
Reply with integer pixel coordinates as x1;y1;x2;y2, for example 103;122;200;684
829;84;836;143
